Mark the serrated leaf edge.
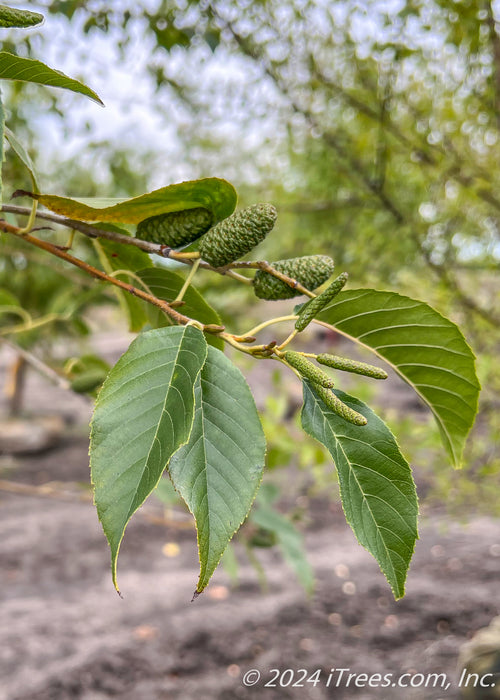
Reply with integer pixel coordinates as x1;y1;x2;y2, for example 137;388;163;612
314;289;480;467
89;326;207;593
302;382;418;599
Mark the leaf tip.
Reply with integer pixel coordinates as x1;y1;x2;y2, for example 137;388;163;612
191;590;202;602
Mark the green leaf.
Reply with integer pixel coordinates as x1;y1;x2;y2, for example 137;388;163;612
67;353;110;395
301;382;418;599
94;237;152;332
316;289;480;467
168;346;266;593
90;325;208;592
22;177;237;224
138;266;225;350
250;502;314;594
0;52;103;104
4;126;39;191
0;6;44;28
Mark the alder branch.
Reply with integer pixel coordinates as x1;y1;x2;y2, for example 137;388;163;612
2;205;314;298
0;219;225;333
0;337;72;391
1;203;165;254
224;260;316;298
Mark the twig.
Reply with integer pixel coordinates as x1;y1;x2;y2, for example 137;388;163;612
1;203;166;254
3;204;312;297
225;261;316;298
0;480;93;501
0;337;71;390
0;220;225;333
176;258;201;302
244;314;297;337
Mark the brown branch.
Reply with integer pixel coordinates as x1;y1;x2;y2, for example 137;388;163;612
279;198;375;213
1;203;165;255
0;220;225;333
408;227;500;327
224;260;316;298
3;204;314;297
0;337;72;391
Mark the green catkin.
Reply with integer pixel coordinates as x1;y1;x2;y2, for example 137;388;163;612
0;6;44;27
253;255;335;300
199;203;277;267
295;272;349;331
283;351;335;389
317;354;388;380
313;384;368;426
136;207;213;248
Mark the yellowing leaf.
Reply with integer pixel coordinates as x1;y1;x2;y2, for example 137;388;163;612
20;177;237;224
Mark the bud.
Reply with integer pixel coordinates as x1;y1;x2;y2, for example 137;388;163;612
253;255;335;300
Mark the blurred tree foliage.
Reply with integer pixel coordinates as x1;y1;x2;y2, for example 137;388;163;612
3;0;499;508
9;1;495;311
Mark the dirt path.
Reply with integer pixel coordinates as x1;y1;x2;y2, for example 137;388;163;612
1;335;500;700
2;433;500;700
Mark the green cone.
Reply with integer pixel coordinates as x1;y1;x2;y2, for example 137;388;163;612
136;207;213;248
295;272;348;331
0;6;44;27
199;203;277;267
253;255;335;300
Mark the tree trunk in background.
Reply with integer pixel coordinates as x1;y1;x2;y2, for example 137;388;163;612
5;355;27;417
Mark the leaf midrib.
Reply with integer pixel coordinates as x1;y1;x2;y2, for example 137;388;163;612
125;328;193;520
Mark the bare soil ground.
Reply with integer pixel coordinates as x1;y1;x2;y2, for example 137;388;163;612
1;332;500;700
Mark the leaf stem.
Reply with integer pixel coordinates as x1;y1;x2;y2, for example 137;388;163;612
107;269;156;298
176;258;201;302
277;329;298;350
243;314;297;337
220;333;257;355
0;305;32;325
17;200;38;234
224;269;253;285
0;311;70;336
